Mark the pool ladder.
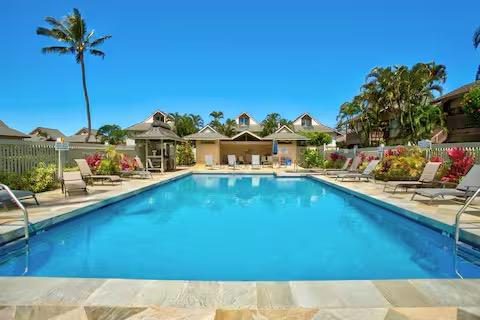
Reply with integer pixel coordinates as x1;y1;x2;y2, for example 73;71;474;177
0;183;30;242
454;188;480;247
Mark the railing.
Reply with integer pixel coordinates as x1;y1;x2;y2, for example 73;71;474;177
0;183;30;241
454;188;480;247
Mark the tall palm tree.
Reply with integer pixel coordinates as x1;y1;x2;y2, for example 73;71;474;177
36;8;111;142
209;110;224;132
261;113;292;136
219;119;237;137
474;26;480;80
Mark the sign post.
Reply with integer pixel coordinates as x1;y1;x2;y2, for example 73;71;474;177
418;139;432;160
54;139;70;180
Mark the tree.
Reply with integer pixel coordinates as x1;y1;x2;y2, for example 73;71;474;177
463;85;480;126
261;113;292;136
171;113;203;137
474;26;480;80
219;119;237;137
37;9;111;143
299;131;332;146
96;124;126;145
209;111;224;132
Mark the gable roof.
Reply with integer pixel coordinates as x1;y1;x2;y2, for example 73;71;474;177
29;127;65;139
134;125;183;141
184;125;230;140
0;120;29;138
125;110;173;131
230;130;263;141
292;112;337;133
275;125;294;133
263;125;309;141
432;81;479;104
64;135;101;143
74;127;98;136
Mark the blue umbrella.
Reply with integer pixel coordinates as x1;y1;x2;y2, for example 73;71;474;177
272;139;278;155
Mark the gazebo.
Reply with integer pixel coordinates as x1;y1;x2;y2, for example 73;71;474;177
134;121;183;173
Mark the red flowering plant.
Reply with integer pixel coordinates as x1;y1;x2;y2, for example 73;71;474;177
440;147;475;183
85;153;102;171
430;156;443;162
357;151;378;171
329;152;346;162
324;151;347;168
119;154;136;171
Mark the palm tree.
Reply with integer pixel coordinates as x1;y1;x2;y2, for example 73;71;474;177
209;110;224;132
219;119;237;137
170;113;203;137
261;113;292;136
36;8;111;142
474;26;480;80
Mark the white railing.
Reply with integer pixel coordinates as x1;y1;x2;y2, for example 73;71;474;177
0;183;30;241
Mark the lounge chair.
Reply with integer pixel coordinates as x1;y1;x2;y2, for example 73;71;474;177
62;171;88;196
204;154;220;170
251;155;261;169
335;160;380;182
75;159;122;185
0;189;39;206
227;155;237;169
147;159;163;172
120;156;152;179
411;165;480;203
383;162;441;194
325;156;362;175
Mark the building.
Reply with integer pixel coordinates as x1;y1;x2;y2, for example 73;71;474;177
0;120;29;140
125;110;182;172
28;127;65;142
432;81;480;143
64;128;101;143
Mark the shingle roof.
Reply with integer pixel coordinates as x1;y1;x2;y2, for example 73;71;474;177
0;120;28;138
235;124;263;133
64;135;101;143
263;125;309;141
292;112;338;134
125;110;173;131
432;81;480;103
29;127;65;139
74;127;98;136
134;124;183;141
184;125;229;140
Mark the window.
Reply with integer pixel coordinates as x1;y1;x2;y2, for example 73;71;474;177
301;116;312;126
239;116;249;126
154;114;164;122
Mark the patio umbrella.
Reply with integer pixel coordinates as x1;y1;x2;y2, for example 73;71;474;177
272;139;278;155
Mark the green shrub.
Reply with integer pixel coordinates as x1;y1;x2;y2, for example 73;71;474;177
300;149;324;168
95;158;120;175
375;147;425;181
0;171;29;190
299;131;332;146
463;85;480;126
176;142;195;165
0;162;59;193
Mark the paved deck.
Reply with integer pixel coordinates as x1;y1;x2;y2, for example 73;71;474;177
1;168;480;319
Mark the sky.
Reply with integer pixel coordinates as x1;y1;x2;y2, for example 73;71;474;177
1;0;479;135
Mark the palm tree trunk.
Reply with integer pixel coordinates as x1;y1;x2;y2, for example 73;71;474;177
80;56;92;143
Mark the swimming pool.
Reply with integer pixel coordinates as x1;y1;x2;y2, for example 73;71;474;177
0;174;479;280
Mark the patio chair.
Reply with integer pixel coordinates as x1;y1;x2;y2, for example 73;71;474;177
62;171;88;196
75;159;122;185
0;189;39;206
325;156;362;175
120;156;152;179
146;159;163;172
251;155;261;169
204;154;220;170
317;158;352;174
335;160;380;182
227;155;237;169
411;165;480;204
383;162;441;194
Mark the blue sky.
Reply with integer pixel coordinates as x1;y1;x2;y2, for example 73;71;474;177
1;0;479;135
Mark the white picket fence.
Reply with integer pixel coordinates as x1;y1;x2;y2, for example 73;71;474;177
0;139;136;174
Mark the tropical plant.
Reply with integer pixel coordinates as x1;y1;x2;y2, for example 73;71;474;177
96;124;126;145
209;111;224;132
37;8;111;142
176;142;195;165
324;152;346;168
299;131;332;146
375;146;426;181
337;62;447;146
299;149;324;168
474;26;480;80
440;147;475;183
219;119;237;137
0;163;59;193
171;113;204;137
261;113;292;136
463;84;480;126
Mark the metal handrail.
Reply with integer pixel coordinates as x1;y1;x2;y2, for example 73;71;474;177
0;183;30;241
454;187;480;245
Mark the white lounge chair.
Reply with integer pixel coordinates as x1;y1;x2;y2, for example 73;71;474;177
227;155;236;169
383;162;441;193
251;155;261;169
204;154;220;170
318;158;352;174
325;156;362;175
147;159;163;172
62;171;88;196
75;159;122;185
335;160;380;182
412;165;480;204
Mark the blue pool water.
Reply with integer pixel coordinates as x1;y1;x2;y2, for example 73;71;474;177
0;174;479;280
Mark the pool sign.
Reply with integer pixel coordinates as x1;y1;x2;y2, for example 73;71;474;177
54;141;70;151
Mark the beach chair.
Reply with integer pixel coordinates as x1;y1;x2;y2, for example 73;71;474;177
75;159;122;185
251;155;261;169
0;189;39;206
325;156;362;175
204;154;220;169
383;162;441;194
62;171;88;196
335;160;380;182
411;165;480;204
318;158;352;173
120;156;152;179
147;159;163;172
227;155;237;169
